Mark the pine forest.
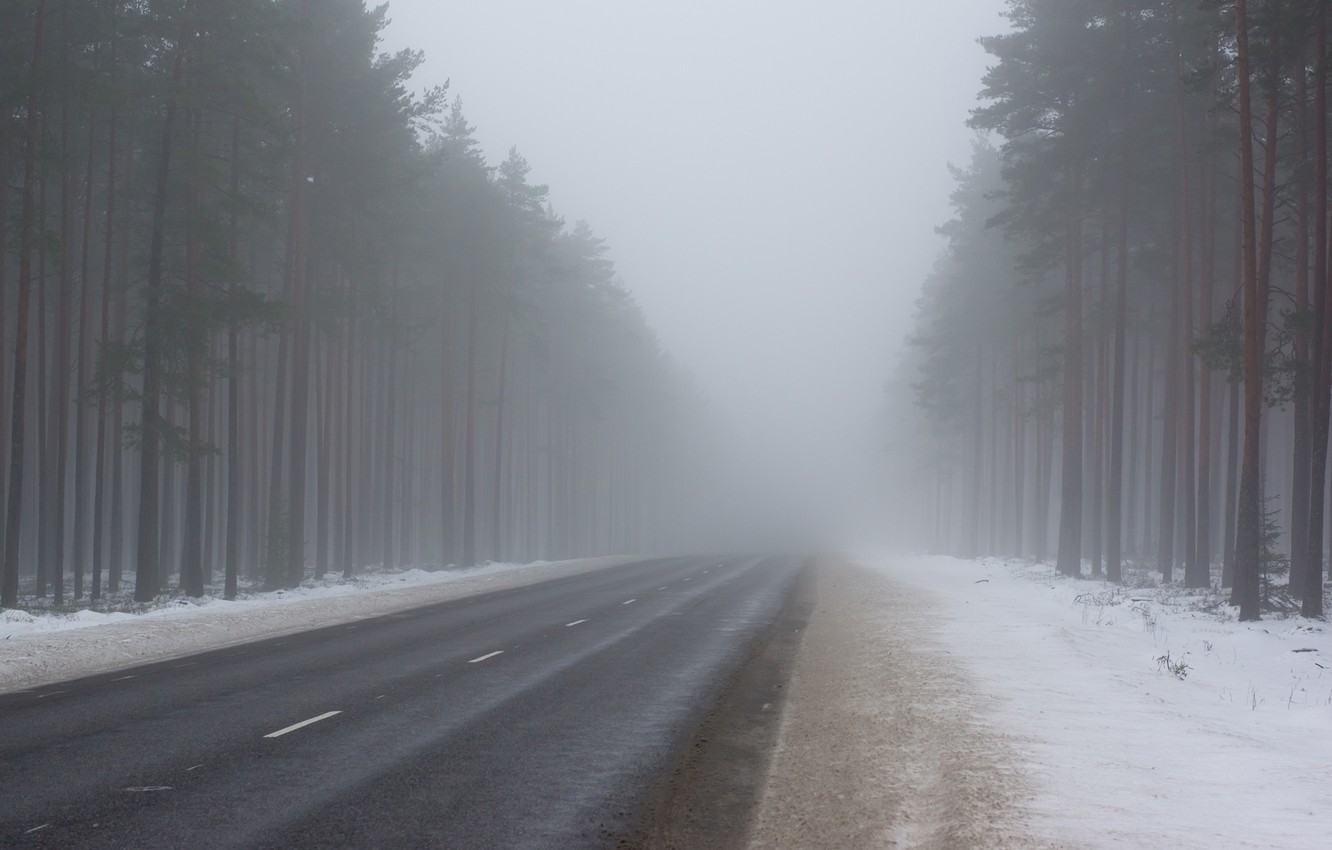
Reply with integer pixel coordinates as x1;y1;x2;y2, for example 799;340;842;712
0;0;708;608
897;0;1332;620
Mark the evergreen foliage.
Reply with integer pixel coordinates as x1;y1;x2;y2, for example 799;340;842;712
0;0;708;607
895;0;1332;620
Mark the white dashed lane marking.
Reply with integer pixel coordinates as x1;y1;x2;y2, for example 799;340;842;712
623;599;636;606
263;710;343;739
468;651;504;664
566;620;588;627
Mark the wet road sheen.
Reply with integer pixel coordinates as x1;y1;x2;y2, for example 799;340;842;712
0;555;804;849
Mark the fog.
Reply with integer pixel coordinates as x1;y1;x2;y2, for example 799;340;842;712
380;0;1008;547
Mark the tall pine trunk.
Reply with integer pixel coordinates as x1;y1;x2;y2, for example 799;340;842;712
134;7;190;602
1195;110;1219;588
1231;0;1275;620
1056;168;1084;577
341;281;357;579
285;16;311;589
91;63;117;601
1107;163;1130;582
462;289;479;567
53;88;74;605
73;107;97;599
1286;44;1312;596
1;0;48;608
491;318;511;561
182;109;205;598
383;326;399;572
1305;8;1330;618
225;116;241;600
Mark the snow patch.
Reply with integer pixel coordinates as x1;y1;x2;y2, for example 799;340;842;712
867;554;1332;850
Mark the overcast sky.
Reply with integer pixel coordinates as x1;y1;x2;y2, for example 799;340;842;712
380;0;1009;541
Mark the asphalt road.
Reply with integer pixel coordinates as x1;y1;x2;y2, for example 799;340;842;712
0;555;806;849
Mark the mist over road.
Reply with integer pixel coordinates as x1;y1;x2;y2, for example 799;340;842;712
0;555;805;849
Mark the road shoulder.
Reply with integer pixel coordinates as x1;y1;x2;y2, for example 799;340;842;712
747;557;1049;849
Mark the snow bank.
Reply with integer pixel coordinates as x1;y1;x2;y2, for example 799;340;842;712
868;554;1332;850
0;557;637;694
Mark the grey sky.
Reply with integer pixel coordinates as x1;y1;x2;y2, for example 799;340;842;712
380;0;1009;541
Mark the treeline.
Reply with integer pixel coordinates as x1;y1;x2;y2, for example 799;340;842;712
898;0;1331;620
0;0;704;607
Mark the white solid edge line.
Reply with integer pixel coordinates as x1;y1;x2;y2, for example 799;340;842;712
263;710;343;739
566;619;588;627
468;650;504;664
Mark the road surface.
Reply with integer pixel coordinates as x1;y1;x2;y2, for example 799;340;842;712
0;555;807;849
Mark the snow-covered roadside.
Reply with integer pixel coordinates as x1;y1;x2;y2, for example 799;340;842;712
868;554;1332;850
0;556;638;694
750;558;1041;849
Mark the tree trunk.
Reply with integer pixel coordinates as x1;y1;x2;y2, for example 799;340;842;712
109;148;131;593
0;141;8;520
1057;174;1084;578
53;87;75;605
182;109;205;598
383;324;399;572
223;117;242;600
1090;212;1109;577
462;290;479;567
491;318;511;561
1195;101;1219;588
1158;217;1181;583
968;340;983;557
1231;0;1273;620
37;166;50;598
1305;7;1330;618
1012;330;1026;558
134;7;191;602
92;63;118;601
440;309;457;566
1174;45;1200;588
285;15;311;589
1287;42;1312;596
315;325;332;579
1107;164;1130;582
1126;334;1141;556
1;0;47;609
341;281;357;578
73;106;98;599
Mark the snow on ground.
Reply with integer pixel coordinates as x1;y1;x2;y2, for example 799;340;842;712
0;556;637;694
869;553;1332;850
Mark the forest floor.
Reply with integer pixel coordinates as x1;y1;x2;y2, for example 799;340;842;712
756;554;1332;849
